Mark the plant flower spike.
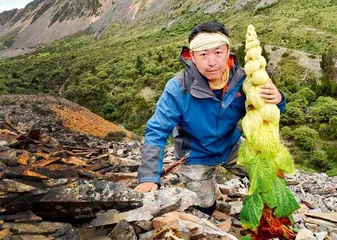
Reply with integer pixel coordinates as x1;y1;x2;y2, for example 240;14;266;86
238;24;300;240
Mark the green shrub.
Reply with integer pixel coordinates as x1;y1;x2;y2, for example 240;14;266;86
103;131;127;142
280;106;306;125
281;126;292;140
309;149;329;171
326;167;337;177
292;126;318;151
281;52;289;58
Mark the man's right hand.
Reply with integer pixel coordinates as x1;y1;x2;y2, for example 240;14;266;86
134;182;158;193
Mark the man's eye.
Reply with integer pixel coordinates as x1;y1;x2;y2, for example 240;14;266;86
200;53;207;57
216;51;222;55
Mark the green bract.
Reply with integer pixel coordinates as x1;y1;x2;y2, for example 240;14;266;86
247;85;265;109
260;104;280;126
242;110;263;142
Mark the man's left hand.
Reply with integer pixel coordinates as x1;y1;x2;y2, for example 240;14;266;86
260;79;282;104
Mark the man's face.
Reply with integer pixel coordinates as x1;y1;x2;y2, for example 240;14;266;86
190;44;230;82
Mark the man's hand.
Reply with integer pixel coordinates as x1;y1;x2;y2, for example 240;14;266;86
134;182;158;193
260;79;282;104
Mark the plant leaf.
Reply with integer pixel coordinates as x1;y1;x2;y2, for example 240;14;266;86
261;177;300;217
240;194;264;229
238;140;256;166
245;155;275;195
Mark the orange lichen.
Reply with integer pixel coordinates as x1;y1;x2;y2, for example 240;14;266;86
50;105;130;139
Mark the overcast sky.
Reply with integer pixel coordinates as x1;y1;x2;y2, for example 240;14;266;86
0;0;34;13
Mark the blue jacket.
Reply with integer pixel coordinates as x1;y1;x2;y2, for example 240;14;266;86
137;47;286;185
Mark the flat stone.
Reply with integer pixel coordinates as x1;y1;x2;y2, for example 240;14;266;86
0;149;24;166
0;189;47;214
315;231;328;240
91;208;153;227
2;221;71;234
152;211;238;240
142;188;200;215
304;216;337;227
14;235;51;240
37;180;143;219
133;220;153;231
91;188;200;227
295;228;315;240
0;210;42;223
217;218;232;232
229;201;243;215
0;179;36;193
107;220;137;240
105;172;137;182
42;178;73;188
139;231;155;240
0;228;13;239
32;164;79;179
305;212;337;223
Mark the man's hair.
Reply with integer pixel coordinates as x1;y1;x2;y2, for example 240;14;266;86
188;21;229;43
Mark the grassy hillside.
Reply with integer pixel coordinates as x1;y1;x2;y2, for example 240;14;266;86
0;0;336;174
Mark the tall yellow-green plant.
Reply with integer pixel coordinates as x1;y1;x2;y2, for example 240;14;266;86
238;25;300;239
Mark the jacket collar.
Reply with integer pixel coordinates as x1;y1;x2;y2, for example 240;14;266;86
178;46;245;99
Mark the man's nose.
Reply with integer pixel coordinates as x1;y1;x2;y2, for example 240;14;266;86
207;55;216;66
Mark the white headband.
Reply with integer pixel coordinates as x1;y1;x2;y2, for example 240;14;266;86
190;32;230;51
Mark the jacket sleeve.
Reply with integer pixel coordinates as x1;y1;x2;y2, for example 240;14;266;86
137;80;182;185
276;91;286;113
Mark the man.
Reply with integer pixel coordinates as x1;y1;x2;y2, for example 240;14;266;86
135;21;285;215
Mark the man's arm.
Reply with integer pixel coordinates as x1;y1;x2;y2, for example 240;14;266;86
135;80;182;192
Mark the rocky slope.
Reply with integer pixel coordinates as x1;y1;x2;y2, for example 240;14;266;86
0;114;336;239
0;94;130;139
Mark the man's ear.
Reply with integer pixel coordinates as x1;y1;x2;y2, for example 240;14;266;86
190;51;196;63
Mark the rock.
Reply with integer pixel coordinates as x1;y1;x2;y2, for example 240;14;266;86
139;231;155;240
305;212;337;223
304;222;319;233
91;208;153;227
152;211;238;240
213;210;230;221
36;180;143;219
12;235;50;240
296;228;315;240
91;188;200;227
0;210;42;223
304;216;337;227
0;179;36;193
142;188;201;214
217;218;232;232
315;231;328;240
107;220;137;240
229;201;243;215
0;149;26;166
133;220;153;232
2;221;72;235
0;228;13;239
